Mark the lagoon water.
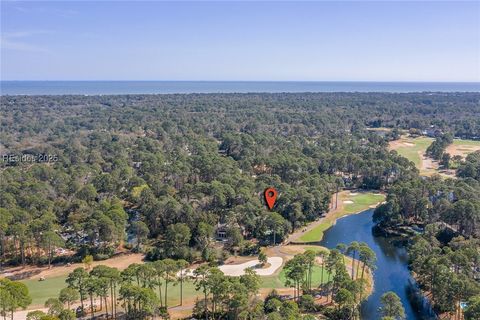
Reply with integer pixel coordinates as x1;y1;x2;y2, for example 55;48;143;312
1;81;479;95
319;209;436;320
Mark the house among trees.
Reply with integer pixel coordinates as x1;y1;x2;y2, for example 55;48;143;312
422;125;443;138
216;222;228;240
132;161;142;169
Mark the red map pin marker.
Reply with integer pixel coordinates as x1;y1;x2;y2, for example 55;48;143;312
264;187;277;210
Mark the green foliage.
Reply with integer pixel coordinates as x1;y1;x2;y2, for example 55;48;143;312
58;287;79;308
1;93;431;268
0;278;32;317
379;291;406;320
298;294;316;311
465;295;480;320
26;310;47;320
426;133;453;160
258;249;268;266
378;174;480;315
457;151;480;180
2;93;480;319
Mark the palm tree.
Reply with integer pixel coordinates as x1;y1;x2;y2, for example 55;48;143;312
59;287;79;310
66;267;88;314
153;260;165;308
163;259;178;308
106;267;120;319
325;249;342;302
358;244;376;302
193;264;211;320
176;259;189;306
355;242;369;279
317;250;328;294
303;250;316;291
85;275;100;319
90;265;120;319
336;243;347;265
347;241;360;280
94;278;109;317
136;264;156;289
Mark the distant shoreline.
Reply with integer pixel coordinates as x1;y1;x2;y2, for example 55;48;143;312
2;80;479;96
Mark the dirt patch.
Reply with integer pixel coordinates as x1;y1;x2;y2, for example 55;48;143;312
446;143;480;158
388;139;404;150
219;257;283;276
2;253;145;280
388;138;415;150
419;151;438;171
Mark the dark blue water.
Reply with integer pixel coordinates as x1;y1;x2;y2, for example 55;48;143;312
319;209;435;320
1;81;479;95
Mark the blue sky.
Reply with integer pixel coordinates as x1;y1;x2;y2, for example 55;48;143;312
1;1;479;81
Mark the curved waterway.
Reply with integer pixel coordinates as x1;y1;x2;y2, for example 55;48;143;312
319;209;436;320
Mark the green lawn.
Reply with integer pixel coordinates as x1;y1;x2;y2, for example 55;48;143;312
343;193;386;214
297;222;332;243
22;274;202;308
261;265;330;289
394;137;434;167
298;192;385;243
21;275;68;306
23;268;331;308
452;139;480;146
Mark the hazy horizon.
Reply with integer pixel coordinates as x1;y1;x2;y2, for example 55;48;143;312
2;80;479;95
2;80;480;83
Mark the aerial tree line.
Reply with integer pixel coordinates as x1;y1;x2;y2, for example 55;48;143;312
1;92;480;319
0;93;431;267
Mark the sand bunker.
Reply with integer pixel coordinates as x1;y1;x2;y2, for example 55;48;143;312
219;257;283;276
343;200;354;204
349;192;358;196
446;143;480;158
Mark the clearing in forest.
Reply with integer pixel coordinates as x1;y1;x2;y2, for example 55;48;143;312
446;139;480;158
388;136;434;170
296;191;385;243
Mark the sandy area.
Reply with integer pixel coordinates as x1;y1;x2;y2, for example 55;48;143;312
13;307;49;320
343;200;354;204
388;139;409;150
446;143;480;158
219;257;283;276
420;152;438;172
2;253;145;280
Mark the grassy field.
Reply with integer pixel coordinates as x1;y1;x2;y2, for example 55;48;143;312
298;192;385;243
21;276;68;306
23;265;328;307
390;136;434;167
21;191;383;308
22;274;203;308
261;265;330;289
389;136;480;178
21;253;369;314
452;139;480;146
343;193;385;214
447;139;480;159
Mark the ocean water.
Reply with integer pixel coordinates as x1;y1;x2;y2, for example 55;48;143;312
1;81;479;95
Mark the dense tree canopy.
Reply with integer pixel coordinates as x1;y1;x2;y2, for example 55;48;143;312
1;92;479;319
0;93;437;265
